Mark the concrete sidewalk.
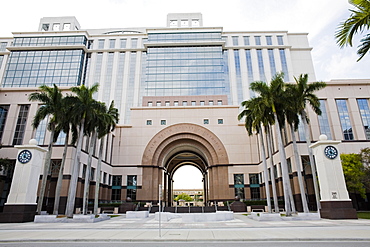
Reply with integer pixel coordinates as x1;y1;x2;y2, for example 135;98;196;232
0;213;369;243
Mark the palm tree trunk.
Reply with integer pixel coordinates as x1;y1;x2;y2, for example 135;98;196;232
300;110;321;212
266;126;279;213
94;136;104;215
258;128;272;213
37;124;55;215
83;130;97;215
53;129;69;215
273;112;296;215
289;123;309;213
65;119;85;217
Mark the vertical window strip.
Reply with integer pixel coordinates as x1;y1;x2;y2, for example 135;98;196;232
34;117;48;145
245;50;254;98
93;53;103;84
318;99;332;139
115;52;126;115
257;49;266;82
98;39;105;49
232;36;239;46
12;105;30;145
120;39;127;48
357;99;370;140
277;35;284;45
0;55;4;67
336;99;354;140
124;52;137;124
234;50;243;103
55;131;66;145
279;49;289;81
268;49;276;77
103;52;115;103
131;38;138;48
298;121;306;141
266;36;272;45
243;36;250;45
0;105;10;142
255;36;261;45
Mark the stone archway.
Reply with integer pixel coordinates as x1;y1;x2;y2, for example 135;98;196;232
139;123;230;203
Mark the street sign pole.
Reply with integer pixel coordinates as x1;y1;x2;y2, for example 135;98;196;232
159;184;162;238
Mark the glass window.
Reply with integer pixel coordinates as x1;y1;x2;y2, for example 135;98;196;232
232;36;239;46
148;101;153;107
217;100;222;105
209;101;214;106
165;101;170;106
234;174;245;199
161;120;166;125
257;49;266;82
234;50;243;103
13;105;30;145
34;115;48;145
112;175;122;201
357;99;370;140
146;120;152;125
191;101;196;106
192;19;199;27
255;36;261;45
218;119;223;124
98;39;105;49
318;99;332;139
120;39;127;48
127;175;137;200
249;173;260;184
131;38;138;48
156;101;161;107
63;23;71;31
277;35;284;45
0;105;10;142
109;39;116;48
266;36;272;45
200;101;205;106
279;49;289;81
182;101;187;106
174;101;179;106
181;20;188;27
336;99;354;140
42;24;49;31
53;23;60;31
268;49;276;76
203;119;209;124
243;36;250;45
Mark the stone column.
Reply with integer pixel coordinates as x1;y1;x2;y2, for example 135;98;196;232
0;139;47;223
310;135;357;219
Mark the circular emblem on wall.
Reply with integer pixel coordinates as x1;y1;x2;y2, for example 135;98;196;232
324;145;338;160
18;150;32;164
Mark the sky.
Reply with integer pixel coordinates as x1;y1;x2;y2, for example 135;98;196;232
1;0;369;189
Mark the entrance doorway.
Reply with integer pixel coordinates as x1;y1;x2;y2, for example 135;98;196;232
164;151;208;207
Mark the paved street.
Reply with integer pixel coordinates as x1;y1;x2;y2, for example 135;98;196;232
0;213;369;244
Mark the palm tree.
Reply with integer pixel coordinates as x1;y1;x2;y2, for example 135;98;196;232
52;96;78;215
285;92;310;213
93;101;119;215
239;97;272;213
28;84;64;215
335;0;370;61
250;73;296;216
286;74;326;212
82;101;107;215
65;83;100;217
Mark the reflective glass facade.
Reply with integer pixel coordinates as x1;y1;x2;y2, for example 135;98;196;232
357;99;370;140
147;32;221;43
12;36;87;47
317;99;332;139
336;99;354;140
0;105;9;142
3;49;85;87
143;42;229;97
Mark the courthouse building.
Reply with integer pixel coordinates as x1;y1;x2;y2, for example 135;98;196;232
0;13;369;213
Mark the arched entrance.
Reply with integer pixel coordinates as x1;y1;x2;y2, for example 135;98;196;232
140;123;229;205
